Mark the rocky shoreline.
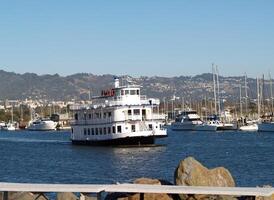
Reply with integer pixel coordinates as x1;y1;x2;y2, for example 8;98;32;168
0;157;272;200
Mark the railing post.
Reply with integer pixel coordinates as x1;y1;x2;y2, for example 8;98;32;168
2;191;8;200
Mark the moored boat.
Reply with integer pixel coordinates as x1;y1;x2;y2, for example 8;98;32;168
27;119;57;131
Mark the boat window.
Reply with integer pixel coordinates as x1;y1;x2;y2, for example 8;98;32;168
117;125;122;133
74;113;78;120
103;113;107;118
128;110;132;116
133;109;140;115
88;128;90;135
88;114;92;119
104;127;107;135
112;126;116;134
125;90;129;95
71;128;73;133
84;128;87;135
130;90;136;95
108;127;111;134
121;90;125;95
108;112;112;117
148;124;153;130
95;128;98;135
137;90;140;95
92;128;94;135
99;128;103;135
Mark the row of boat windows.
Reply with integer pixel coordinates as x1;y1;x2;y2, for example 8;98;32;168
120;89;140;96
75;109;145;120
82;124;161;136
83;125;130;135
75;112;112;120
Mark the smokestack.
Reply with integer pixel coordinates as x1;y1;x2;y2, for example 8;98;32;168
114;78;119;88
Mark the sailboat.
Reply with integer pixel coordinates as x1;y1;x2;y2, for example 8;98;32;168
239;74;258;132
258;73;274;132
1;107;16;131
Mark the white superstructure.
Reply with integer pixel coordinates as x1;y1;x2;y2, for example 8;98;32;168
70;79;167;145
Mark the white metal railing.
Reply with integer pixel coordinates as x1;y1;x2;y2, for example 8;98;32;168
0;182;273;200
70;118;112;125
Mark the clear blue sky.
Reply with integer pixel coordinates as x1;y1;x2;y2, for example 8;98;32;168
0;0;273;77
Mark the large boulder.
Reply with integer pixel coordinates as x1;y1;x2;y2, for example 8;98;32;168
174;157;235;200
105;178;174;200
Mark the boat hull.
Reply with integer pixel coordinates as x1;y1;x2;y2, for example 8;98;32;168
71;136;163;146
258;122;274;132
217;124;237;131
239;124;258;131
195;125;217;131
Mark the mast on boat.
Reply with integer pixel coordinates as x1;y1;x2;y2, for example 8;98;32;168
216;66;221;117
257;77;261;118
239;84;242;118
212;63;217;116
269;72;273;114
244;73;248;116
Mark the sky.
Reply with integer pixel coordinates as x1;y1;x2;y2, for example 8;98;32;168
0;0;274;77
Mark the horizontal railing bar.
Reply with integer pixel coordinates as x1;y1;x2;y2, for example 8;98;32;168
0;183;273;197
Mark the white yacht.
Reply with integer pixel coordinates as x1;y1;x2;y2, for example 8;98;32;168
70;78;167;145
171;110;216;131
27;119;57;131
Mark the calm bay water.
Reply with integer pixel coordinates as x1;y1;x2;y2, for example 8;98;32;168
0;130;273;186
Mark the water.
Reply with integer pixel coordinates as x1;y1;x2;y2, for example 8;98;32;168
0;130;273;186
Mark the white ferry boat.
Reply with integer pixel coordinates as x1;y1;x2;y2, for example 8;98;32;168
70;78;167;145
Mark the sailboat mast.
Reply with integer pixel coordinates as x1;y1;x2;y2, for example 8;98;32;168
269;72;273;113
244;73;248;116
216;66;221;116
212;63;217;115
239;84;242;117
257;77;261;117
11;106;14;123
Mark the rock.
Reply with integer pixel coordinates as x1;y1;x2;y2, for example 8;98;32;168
80;193;98;200
174;157;236;200
105;178;174;200
0;192;48;200
56;192;78;200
